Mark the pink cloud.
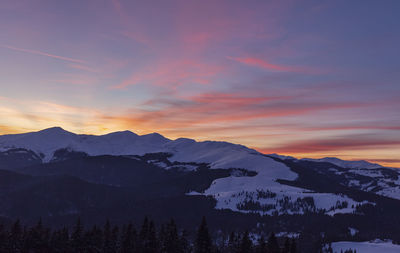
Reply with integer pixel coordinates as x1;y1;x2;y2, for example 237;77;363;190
112;60;223;89
228;56;309;73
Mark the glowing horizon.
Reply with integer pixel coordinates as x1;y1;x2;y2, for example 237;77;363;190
0;0;399;168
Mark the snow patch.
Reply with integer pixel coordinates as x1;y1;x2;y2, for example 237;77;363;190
324;240;400;253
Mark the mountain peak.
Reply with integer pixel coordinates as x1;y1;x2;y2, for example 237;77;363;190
103;130;138;137
38;127;70;134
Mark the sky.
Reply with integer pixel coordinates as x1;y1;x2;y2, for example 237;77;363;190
0;0;399;167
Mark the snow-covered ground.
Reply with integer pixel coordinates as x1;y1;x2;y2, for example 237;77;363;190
324;164;400;201
324;240;400;253
203;180;365;216
186;153;366;216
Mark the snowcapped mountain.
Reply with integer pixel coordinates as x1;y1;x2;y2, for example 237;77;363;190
1;127;396;218
0;127;169;162
0;127;384;170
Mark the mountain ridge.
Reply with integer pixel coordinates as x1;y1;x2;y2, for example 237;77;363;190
0;127;386;169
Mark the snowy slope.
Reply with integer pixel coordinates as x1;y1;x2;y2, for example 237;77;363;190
200;158;365;216
325;240;400;253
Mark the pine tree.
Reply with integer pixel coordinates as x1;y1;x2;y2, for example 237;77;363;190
238;231;253;253
103;220;113;253
145;220;158;253
255;236;267;253
27;219;50;252
290;238;297;253
21;226;30;252
163;219;181;253
195;216;212;253
138;217;150;252
228;231;239;253
70;218;84;253
0;224;7;252
50;227;70;253
282;237;290;253
120;223;137;253
159;224;167;252
110;225;119;252
83;225;103;252
179;229;190;253
8;220;23;252
267;232;280;253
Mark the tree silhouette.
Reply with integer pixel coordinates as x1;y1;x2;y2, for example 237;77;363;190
267;232;280;253
195;216;212;253
239;231;253;253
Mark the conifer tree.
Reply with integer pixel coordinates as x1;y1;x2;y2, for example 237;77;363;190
110;225;119;252
195;216;212;253
164;219;181;253
138;217;150;252
238;231;253;253
103;220;113;253
255;235;267;253
145;220;158;253
27;219;50;252
84;225;103;252
120;223;136;253
159;224;167;252
282;237;290;253
180;229;190;253
21;226;30;252
228;231;239;253
290;238;297;253
70;218;84;253
50;227;70;253
0;224;7;252
267;232;280;253
8;220;22;252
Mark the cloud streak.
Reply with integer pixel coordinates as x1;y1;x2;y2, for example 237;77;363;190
0;44;85;63
228;56;299;72
259;136;400;154
113;60;223;89
227;56;322;74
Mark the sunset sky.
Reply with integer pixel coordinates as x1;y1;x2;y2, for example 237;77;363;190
0;0;399;167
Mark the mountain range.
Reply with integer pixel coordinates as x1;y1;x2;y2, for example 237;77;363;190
1;127;400;243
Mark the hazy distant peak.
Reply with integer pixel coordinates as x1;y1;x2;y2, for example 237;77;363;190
102;130;138;137
301;157;383;169
37;127;72;134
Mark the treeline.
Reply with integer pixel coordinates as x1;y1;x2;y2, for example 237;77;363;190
0;217;299;253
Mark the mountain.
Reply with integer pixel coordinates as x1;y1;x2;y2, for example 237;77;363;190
1;127;400;245
301;157;383;169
